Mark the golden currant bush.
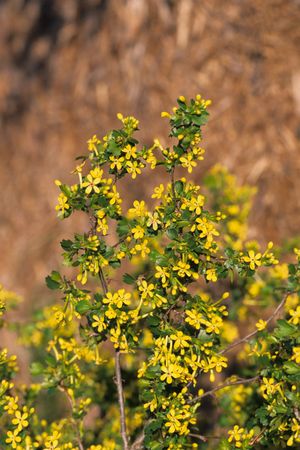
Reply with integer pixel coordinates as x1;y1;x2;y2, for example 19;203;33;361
0;95;299;450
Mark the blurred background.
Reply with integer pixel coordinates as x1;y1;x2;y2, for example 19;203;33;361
1;0;300;305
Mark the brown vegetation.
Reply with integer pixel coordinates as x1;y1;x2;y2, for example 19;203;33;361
1;0;300;301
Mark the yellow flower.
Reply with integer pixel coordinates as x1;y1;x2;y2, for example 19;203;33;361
6;430;22;448
107;185;122;205
221;321;239;343
134;240;150;258
185;309;202;330
147;211;161;231
4;395;18;414
152;184;164;199
126;161;142;179
161;111;171;118
105;308;117;319
206;268;217;282
122;144;137;160
255;319;267;331
291;346;300;364
131;225;145;240
165;408;182;433
260;377;282;399
138;280;155;300
128;200;147;218
160;363;182;384
91;315;106;333
173;261;192;278
55;193;69;215
170;331;191;352
45;431;61;449
204;315;223;334
114;289;131;308
182;194;205;215
109;155;124;171
12;409;29;431
155;266;170;285
228;425;245;447
87;135;100;152
287;418;300;446
289;306;300;325
180;154;197;173
243;250;262;270
82;173;101;194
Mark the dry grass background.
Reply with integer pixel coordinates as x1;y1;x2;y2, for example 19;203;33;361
0;0;300;305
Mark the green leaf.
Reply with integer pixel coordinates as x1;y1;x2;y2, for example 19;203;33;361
117;219;129;237
288;264;297;275
30;362;44;376
174;180;184;195
225;247;235;258
123;273;136;285
145;419;163;434
274;319;297;338
75;300;91;315
60;239;73;250
284;361;300;375
166;228;178;240
45;354;57;368
191;114;208;126
45;271;61;290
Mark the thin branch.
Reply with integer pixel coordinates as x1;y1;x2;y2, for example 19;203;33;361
249;427;266;446
112;235;128;248
115;351;130;450
189;433;207;442
220;292;290;355
130;430;145;450
59;385;85;450
99;267;130;449
99;267;108;295
190;376;260;404
170;167;176;198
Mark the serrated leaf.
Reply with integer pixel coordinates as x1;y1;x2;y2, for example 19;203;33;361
123;273;136;285
288;264;297;275
75;300;91;315
174;180;184;195
166;228;178;240
30;362;44;376
45;354;57;368
274;319;297;338
60;239;73;250
284;361;300;375
144;419;163;434
45;271;61;290
192;113;208;126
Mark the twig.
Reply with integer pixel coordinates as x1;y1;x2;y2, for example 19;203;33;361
130;430;145;450
99;268;108;295
190;376;260;404
112;235;128;248
220;292;290;355
115;351;130;450
170;167;176;198
249;427;266;446
189;433;207;442
58;385;85;450
99;267;130;449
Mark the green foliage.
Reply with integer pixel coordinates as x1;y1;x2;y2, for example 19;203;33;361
0;94;299;449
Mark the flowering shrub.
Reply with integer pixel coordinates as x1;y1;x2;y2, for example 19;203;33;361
0;95;300;449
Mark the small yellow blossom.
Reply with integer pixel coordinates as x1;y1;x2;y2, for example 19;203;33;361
152;184;164;199
256;319;267;331
180;154;197;173
243;250;262;270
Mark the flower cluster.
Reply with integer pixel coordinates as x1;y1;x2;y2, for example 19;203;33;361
0;95;299;449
